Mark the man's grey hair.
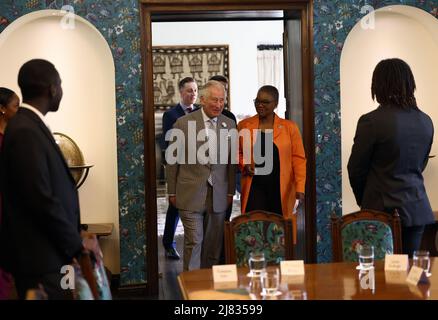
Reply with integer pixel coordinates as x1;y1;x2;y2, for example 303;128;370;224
199;80;226;99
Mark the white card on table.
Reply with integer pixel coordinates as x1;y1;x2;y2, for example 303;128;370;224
212;264;238;283
280;260;305;276
406;266;429;285
384;254;409;271
385;271;408;284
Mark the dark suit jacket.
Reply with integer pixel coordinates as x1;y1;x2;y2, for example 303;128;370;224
0;108;83;276
161;103;186;150
348;105;434;227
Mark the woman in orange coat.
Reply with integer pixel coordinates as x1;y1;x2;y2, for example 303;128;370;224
238;85;306;243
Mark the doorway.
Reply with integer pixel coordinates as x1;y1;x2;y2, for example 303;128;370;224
140;0;315;296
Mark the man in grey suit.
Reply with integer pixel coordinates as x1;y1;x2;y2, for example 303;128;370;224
166;80;236;271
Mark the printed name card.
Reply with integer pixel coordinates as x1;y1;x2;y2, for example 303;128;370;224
385;271;408;285
212;265;238;283
406;266;429;285
384;254;409;271
280;260;305;276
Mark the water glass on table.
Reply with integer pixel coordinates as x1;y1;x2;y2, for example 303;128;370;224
248;252;266;277
261;268;281;297
413;250;431;277
358;245;374;270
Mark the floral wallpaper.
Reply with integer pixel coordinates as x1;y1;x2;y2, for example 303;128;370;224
1;0;437;285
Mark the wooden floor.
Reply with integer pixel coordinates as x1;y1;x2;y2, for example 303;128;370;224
157;234;184;300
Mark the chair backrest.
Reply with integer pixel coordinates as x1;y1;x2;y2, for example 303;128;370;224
224;210;294;267
331;209;402;262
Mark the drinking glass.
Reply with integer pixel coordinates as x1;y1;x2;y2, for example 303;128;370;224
358;245;374;270
261;268;281;297
413;250;431;277
248;252;266;277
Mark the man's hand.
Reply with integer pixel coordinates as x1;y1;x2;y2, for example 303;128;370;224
243;164;255;176
169;195;176;207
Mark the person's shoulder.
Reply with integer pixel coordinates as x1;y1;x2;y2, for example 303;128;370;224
6;109;34;131
276;117;301;132
278;116;296;126
237;115;257;128
358;107;382;121
174;109;196;124
164;104;181;115
416;107;432;119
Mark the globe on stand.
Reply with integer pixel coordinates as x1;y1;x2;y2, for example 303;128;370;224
53;132;93;188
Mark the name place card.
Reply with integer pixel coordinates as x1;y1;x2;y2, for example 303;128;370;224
406;266;429;285
384;254;409;271
212;264;238;283
280;260;305;276
385;271;408;285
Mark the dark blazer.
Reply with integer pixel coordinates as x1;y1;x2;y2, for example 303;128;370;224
161;103;186;150
0;108;83;276
348;105;434;227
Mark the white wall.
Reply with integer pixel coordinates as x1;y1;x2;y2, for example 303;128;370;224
0;10;120;273
152;20;285;120
341;5;438;215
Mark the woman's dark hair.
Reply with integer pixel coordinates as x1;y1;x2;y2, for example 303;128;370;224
0;87;15;107
258;85;279;104
371;58;417;109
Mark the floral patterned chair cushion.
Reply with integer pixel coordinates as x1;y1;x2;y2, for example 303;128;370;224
341;220;394;262
234;220;285;267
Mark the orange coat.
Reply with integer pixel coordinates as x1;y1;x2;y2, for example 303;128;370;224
237;114;306;243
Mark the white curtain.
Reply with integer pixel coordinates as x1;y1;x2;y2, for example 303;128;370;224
256;45;285;116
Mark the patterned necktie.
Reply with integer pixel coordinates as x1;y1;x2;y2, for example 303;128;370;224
206;119;216;186
186;106;192;113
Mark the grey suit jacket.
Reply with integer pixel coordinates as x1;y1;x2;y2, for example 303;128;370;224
166;108;236;213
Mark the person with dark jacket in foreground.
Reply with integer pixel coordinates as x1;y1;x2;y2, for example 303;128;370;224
348;58;434;257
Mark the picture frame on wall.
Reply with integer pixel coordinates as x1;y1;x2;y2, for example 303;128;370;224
152;44;230;111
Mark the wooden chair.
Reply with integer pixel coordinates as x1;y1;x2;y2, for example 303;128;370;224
331;209;402;262
224;210;294;266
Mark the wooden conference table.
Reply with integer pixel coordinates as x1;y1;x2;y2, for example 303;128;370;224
178;259;438;300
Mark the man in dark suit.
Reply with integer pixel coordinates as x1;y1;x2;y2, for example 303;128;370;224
161;77;198;259
0;59;94;299
348;58;434;256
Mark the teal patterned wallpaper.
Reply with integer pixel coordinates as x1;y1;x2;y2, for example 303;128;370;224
1;0;437;285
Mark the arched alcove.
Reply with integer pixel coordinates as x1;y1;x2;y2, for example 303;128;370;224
0;10;120;273
340;5;438;215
